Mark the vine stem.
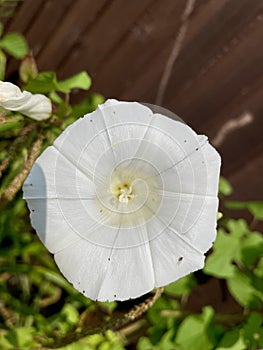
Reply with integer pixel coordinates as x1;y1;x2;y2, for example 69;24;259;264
155;0;196;105
43;288;164;349
0;136;43;210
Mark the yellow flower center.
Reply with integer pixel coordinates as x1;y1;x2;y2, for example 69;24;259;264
115;183;135;203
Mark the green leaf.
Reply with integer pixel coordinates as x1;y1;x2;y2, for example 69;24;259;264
227;270;263;308
175;307;216;350
165;274;196;297
0;32;29;58
219;177;233;196
0;331;13;350
254;257;263;278
70;94;104;119
23;71;59;94
58;71;91;93
147;295;179;327
203;229;241;278
0;115;24;133
240;231;263;266
137;337;157;350
204;219;249;278
216;329;246;350
243;312;263;349
6;327;37;348
61;304;79;325
99;301;117;313
138;329;176;350
225;201;263;220
0;49;6;80
49;91;63;104
247;202;263;220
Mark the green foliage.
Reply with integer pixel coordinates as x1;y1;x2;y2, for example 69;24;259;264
58;71;92;93
0;22;263;350
226;201;263;220
164;274;196;297
216;329;246;350
0;32;29;59
24;70;92;94
0;49;6;80
175;307;221;350
219;177;233;196
204;219;263;308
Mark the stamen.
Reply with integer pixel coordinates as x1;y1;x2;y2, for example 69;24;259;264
118;186;134;203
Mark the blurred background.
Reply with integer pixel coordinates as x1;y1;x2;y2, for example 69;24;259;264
1;0;263;202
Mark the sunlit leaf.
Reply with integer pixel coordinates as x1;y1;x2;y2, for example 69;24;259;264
0;49;6;80
70;94;105;119
58;304;79;329
6;327;37;348
243;312;263;349
58;71;91;93
23;71;59;94
227;270;263;308
216;329;246;350
0;32;29;58
203;229;241;278
0;116;24;133
240;232;263;266
165;274;196;297
219;177;233;196
225;201;263;220
175;307;216;350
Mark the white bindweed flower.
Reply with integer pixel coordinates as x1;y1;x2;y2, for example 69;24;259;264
23;100;221;301
0;81;52;120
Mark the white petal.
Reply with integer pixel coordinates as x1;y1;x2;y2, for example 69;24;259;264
149;221;205;287
98;100;153;146
23;146;95;199
25;198;80;254
23;99;221;301
183;196;219;252
54;225;155;301
0;83;52;120
0;81;21;102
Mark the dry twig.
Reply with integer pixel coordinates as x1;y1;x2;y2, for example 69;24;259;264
0;136;43;209
156;0;196;105
45;288;164;349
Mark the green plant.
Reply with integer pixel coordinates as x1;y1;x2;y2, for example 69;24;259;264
0;24;262;350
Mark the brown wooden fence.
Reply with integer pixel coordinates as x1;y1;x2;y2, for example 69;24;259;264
2;0;263;202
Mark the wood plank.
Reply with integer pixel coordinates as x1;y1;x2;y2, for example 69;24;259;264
120;0;229;103
0;0;21;26
37;0;108;71
59;0;154;78
6;0;44;33
90;0;186;98
228;151;263;201
166;8;263;125
211;83;263;177
202;75;263;140
25;0;73;57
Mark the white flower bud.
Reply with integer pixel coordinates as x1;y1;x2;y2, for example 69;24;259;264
0;81;52;121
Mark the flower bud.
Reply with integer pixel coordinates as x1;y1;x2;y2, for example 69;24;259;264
0;81;52;120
